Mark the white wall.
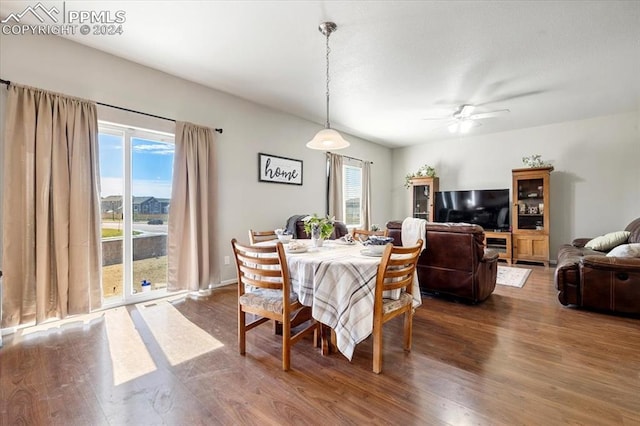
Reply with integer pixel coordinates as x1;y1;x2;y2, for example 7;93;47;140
392;112;640;260
0;34;393;283
2;33;638;280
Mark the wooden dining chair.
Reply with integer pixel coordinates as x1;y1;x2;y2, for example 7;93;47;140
372;239;423;374
231;238;318;371
248;229;278;245
351;228;388;242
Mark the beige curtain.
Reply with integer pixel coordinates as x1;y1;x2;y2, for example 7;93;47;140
327;153;343;220
362;161;372;230
2;85;101;327
167;121;218;292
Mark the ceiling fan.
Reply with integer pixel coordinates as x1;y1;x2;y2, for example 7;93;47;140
423;104;510;133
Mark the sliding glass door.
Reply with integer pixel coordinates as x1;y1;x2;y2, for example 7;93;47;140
99;123;175;304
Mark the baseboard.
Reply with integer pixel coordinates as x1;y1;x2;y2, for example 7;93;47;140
211;279;237;288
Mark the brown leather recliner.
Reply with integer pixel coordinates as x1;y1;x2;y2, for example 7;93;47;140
386;220;499;304
555;217;640;314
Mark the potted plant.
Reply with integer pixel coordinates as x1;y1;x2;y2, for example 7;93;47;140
303;214;335;247
404;164;436;188
521;155;551;168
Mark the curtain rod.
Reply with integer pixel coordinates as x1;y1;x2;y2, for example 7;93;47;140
0;78;223;134
327;151;373;165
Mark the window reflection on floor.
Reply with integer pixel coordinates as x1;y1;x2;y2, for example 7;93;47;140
136;300;224;366
11;296;224;386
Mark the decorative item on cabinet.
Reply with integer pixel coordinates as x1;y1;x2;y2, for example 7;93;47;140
521;154;551;168
404;164;437;188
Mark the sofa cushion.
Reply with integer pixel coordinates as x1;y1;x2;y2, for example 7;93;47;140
625;217;640;244
606;243;640;258
584;231;630;251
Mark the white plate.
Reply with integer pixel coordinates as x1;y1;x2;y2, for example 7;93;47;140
334;239;356;245
360;249;383;257
286;246;308;254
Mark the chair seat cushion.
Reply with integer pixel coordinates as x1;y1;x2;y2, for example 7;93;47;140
382;292;413;315
240;289;298;313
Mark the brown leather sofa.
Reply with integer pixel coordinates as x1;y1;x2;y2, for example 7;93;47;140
386;220;499;303
555;217;640;314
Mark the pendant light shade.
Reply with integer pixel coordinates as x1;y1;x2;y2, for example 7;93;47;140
306;128;350;149
307;22;350;150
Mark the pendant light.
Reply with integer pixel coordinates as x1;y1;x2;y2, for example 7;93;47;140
307;22;350;150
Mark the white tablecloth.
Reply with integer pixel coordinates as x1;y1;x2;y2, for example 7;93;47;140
285;241;382;360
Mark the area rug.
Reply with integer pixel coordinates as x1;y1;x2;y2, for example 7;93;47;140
497;266;532;288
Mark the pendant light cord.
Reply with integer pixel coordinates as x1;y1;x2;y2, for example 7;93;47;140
325;30;331;129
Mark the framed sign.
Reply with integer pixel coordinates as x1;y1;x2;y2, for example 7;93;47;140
258;153;303;185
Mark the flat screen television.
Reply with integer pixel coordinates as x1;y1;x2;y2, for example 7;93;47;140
434;189;510;231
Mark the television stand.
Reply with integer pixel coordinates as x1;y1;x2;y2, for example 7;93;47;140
484;231;512;265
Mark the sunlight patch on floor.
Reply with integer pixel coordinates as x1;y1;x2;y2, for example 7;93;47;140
105;307;157;385
12;311;105;342
136;300;224;366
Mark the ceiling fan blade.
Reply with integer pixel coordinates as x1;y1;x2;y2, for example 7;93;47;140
469;109;510;120
422;116;450;121
459;104;475;117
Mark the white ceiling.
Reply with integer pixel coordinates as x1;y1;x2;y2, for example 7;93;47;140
1;1;639;147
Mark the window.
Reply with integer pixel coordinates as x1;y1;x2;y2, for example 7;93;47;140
343;164;362;227
99;121;175;304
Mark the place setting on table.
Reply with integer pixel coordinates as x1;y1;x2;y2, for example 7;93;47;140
274;228;394;258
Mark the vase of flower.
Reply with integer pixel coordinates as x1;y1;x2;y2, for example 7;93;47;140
303;214;335;248
311;223;323;247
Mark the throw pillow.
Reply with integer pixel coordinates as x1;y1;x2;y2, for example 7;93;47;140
606;243;640;258
585;231;631;251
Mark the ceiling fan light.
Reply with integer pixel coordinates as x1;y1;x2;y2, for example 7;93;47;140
448;122;459;133
460;120;474;133
306;128;350;150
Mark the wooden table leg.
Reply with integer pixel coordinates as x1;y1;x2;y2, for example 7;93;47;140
274;306;313;335
320;323;331;355
319;323;338;356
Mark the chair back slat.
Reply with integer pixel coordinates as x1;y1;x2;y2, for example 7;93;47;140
381;276;413;292
248;229;278;245
236;252;280;266
240;275;283;290
238;264;284;279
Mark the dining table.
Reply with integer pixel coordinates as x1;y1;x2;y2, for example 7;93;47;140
259;239;421;361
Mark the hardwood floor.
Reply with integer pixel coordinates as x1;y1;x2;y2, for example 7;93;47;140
1;264;639;425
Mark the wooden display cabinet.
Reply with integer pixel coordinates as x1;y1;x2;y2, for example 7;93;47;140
409;177;439;222
511;166;553;266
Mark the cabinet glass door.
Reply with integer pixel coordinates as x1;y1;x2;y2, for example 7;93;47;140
413;184;433;220
515;177;544;231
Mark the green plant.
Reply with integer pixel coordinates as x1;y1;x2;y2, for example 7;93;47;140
404;164;436;188
303;214;335;239
522;155;551;168
101;228;141;238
